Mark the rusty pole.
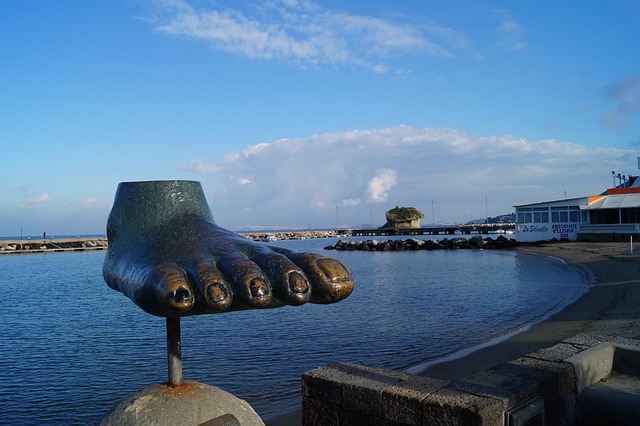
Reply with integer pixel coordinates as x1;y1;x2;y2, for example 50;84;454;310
166;317;182;386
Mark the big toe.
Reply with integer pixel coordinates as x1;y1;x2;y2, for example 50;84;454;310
287;253;354;304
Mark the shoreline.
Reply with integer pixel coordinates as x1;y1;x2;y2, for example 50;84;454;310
265;241;640;425
415;241;640;381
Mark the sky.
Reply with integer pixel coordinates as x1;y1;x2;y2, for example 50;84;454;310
2;0;640;235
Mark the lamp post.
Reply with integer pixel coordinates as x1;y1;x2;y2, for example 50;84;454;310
485;195;489;224
432;200;435;225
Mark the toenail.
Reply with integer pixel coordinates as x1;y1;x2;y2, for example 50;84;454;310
207;283;228;302
288;271;310;294
170;286;193;305
317;258;349;279
249;278;269;299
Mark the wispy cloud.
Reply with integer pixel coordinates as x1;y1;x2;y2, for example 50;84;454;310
602;74;640;130
184;126;635;227
15;194;50;209
493;9;527;52
180;159;223;174
12;183;35;194
81;197;111;210
146;0;456;72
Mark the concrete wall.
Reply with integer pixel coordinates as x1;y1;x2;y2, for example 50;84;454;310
302;334;640;426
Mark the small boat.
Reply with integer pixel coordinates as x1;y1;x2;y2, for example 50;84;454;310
261;234;277;242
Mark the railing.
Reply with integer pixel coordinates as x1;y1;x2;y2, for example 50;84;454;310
579;224;640;233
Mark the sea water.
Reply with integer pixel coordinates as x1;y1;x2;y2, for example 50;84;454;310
0;237;590;424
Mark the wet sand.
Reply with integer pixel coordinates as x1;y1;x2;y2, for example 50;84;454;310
265;241;640;425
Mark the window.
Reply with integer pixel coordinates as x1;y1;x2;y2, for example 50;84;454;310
551;206;581;223
581;211;589;222
533;207;549;223
569;210;580;222
517;212;532;223
621;208;640;224
516;208;532;224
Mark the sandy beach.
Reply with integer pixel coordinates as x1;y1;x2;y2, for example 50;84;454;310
416;241;640;380
266;241;640;425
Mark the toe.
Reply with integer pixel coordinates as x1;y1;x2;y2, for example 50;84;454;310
285;253;354;304
281;269;311;305
139;264;195;316
220;259;273;308
250;252;311;306
190;263;233;313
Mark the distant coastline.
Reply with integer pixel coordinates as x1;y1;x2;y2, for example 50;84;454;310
0;229;515;255
0;230;347;255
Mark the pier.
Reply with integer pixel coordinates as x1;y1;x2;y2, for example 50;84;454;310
0;224;516;255
350;223;515;237
0;238;108;255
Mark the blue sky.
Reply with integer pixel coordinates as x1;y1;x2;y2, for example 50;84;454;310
2;0;640;235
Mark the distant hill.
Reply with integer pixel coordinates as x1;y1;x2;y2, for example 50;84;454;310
466;213;515;224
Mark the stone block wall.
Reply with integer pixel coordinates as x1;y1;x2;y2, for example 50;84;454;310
302;334;640;425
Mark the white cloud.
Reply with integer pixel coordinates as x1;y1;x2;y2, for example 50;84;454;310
147;0;456;71
186;125;638;228
365;168;398;203
15;193;50;209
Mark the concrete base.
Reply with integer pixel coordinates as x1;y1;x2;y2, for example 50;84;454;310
101;381;264;426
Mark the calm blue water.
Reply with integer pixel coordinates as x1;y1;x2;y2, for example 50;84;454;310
0;238;589;425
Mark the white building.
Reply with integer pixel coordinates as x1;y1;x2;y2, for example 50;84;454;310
515;172;640;242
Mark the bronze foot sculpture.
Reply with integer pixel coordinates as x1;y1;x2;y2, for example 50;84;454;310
103;180;354;317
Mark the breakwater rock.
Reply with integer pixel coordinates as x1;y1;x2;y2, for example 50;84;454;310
324;235;518;251
239;230;345;241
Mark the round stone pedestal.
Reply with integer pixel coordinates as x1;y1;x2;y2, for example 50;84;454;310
101;381;264;426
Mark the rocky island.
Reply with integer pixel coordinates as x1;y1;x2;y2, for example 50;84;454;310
381;206;424;229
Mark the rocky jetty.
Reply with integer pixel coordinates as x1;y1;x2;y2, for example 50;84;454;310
0;238;108;255
324;235;518;251
239;230;347;241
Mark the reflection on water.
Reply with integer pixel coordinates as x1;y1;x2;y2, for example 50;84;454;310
0;238;588;424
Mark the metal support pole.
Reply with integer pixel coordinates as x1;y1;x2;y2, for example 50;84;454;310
485;195;489;224
166;317;182;387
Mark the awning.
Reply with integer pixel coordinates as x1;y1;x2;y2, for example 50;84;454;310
582;193;640;210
